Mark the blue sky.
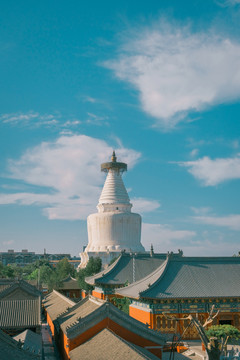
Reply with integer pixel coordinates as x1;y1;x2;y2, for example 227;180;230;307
0;0;240;256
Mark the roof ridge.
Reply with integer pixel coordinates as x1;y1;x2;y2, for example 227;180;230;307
0;280;41;299
105;328;156;359
89;294;106;305
115;257;169;299
174;256;240;261
52;289;76;306
140;256;171;298
85;254;122;285
66;300;166;344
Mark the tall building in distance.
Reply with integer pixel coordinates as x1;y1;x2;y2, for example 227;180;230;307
80;151;145;268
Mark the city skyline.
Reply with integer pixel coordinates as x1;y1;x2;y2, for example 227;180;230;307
0;0;240;256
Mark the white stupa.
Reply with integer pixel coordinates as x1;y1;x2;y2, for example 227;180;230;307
79;151;145;268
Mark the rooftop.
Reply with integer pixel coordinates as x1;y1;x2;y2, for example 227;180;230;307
86;252;172;286
69;328;160;360
57;296;104;334
0;328;39;359
63;297;167;344
116;255;240;300
14;329;42;356
0;280;41;329
43;290;76;321
0;299;41;328
56;275;81;290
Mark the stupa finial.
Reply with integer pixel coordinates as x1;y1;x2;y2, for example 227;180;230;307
101;151;127;173
111;150;116;162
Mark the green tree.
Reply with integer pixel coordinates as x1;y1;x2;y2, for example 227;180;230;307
206;325;240;343
56;258;76;279
84;257;102;276
111;297;131;314
40;265;54;285
77;257;102;291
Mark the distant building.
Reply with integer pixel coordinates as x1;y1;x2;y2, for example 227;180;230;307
80;151;145;268
0;249;71;267
0;249;37;266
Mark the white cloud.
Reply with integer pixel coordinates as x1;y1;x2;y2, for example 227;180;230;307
105;22;240;129
132;197;160;213
142;223;239;256
217;0;240;7
0;135;157;220
190;149;199;158
86;112;109;126
63;120;81;127
194;214;240;230
84;96;98;103
0;112;40;124
178;154;240;185
0;111;60;127
142;223;196;252
191;207;212;215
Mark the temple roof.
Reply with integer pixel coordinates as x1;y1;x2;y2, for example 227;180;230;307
0;299;41;329
0;279;15;293
61;296;167;344
85;252;170;286
57;296;104;334
0;280;41;329
0;280;41;299
69;328;160;360
116;255;240;300
43;290;76;321
14;330;42;356
0;329;39;360
57;275;81;290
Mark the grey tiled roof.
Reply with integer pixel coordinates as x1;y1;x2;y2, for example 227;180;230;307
0;328;39;359
57;296;104;334
116;255;240;300
43;290;76;321
0;280;41;300
65;299;167;344
0;298;41;328
14;329;42;356
86;253;169;286
57;275;81;290
0;279;15;293
69;328;160;360
115;259;168;298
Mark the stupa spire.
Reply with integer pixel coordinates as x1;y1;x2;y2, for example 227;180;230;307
111;150;116;162
98;152;131;211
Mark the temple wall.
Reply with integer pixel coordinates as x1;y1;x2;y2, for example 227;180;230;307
130;301;240;340
129;305;153;328
46;312;55;337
